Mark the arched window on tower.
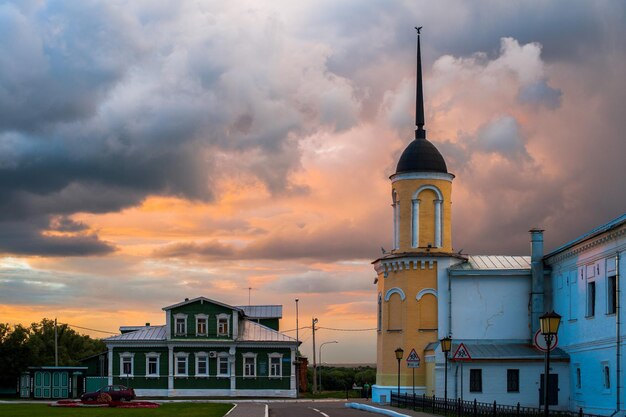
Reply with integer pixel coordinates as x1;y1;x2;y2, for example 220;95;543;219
416;290;438;330
392;190;399;250
385;288;405;331
412;185;443;248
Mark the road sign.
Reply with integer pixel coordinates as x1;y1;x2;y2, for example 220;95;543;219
406;348;420;368
534;329;559;352
452;343;472;361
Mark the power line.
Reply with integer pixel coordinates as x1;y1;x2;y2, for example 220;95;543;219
280;326;312;333
317;326;377;332
63;323;118;335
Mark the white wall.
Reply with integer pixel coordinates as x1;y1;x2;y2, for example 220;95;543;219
436;360;570;410
451;274;530;340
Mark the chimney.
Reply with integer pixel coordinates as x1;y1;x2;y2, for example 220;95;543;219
529;228;545;339
145;322;150;326
184;298;189;301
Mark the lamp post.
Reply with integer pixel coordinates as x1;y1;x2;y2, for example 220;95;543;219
540;311;561;417
395;347;404;398
319;341;338;391
440;336;452;405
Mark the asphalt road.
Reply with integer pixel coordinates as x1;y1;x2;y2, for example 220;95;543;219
268;401;377;417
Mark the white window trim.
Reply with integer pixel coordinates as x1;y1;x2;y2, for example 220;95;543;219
119;352;135;377
145;352;161;378
243;352;257;378
174;313;188;336
268;353;283;378
175;352;189;377
216;313;230;336
195;352;209;377
217;353;230;378
412;185;444;248
195;314;208;336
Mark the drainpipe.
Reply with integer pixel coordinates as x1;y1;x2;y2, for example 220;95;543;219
616;252;621;414
529;229;545;339
448;271;452;338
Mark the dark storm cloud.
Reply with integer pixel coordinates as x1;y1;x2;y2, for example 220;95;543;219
0;2;146;130
0;1;362;256
0;218;115;256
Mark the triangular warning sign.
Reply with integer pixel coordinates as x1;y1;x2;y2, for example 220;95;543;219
406;348;420;362
452;343;472;361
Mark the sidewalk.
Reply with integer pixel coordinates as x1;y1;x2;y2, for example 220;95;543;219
225;402;267;417
347;400;437;417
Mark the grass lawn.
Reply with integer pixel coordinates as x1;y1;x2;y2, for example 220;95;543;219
0;402;234;417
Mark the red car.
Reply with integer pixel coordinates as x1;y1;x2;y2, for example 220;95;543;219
81;385;136;401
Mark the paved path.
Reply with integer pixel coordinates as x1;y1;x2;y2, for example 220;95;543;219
226;402;267;417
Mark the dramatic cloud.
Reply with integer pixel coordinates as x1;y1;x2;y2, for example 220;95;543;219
1;0;624;362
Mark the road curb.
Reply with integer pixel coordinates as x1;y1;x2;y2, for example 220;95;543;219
345;402;411;417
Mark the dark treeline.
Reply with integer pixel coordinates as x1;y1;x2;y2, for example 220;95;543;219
0;319;105;389
308;365;376;391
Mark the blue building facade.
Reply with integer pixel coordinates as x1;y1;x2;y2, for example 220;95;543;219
545;214;625;415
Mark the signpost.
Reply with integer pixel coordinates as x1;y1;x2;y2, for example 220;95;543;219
534;329;559;352
406;349;420;395
452;343;471;401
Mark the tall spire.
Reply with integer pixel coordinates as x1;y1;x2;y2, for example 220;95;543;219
415;26;426;139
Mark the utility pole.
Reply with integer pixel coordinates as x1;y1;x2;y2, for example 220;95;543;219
295;298;299;397
54;318;58;367
312;317;318;392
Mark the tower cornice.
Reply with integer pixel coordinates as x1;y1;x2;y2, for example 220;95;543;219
390;171;455;183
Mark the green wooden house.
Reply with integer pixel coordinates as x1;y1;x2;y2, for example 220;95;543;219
103;297;298;397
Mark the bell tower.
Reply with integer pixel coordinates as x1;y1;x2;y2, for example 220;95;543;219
373;28;457;402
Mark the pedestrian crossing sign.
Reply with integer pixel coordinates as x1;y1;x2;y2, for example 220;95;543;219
406;348;420;368
452;343;472;361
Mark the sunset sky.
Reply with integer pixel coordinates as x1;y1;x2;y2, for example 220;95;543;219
1;1;625;363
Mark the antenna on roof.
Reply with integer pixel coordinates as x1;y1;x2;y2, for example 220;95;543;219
243;286;255;306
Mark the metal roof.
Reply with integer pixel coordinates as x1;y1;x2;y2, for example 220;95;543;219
239;320;297;343
105;321;296;344
545;213;626;259
449;255;531;271
105;326;166;342
449;342;568;361
162;297;242;312
236;305;283;319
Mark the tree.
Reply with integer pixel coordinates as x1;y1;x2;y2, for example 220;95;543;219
0;319;106;390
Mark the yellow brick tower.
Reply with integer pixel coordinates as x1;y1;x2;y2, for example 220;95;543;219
372;28;459;402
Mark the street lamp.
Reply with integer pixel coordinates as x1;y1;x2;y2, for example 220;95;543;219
440;336;452;404
319;341;338;391
395;347;404;397
540;311;561;417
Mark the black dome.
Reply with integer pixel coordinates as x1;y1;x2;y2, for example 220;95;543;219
395;137;448;174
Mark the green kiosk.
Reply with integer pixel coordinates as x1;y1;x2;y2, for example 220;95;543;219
20;366;88;399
